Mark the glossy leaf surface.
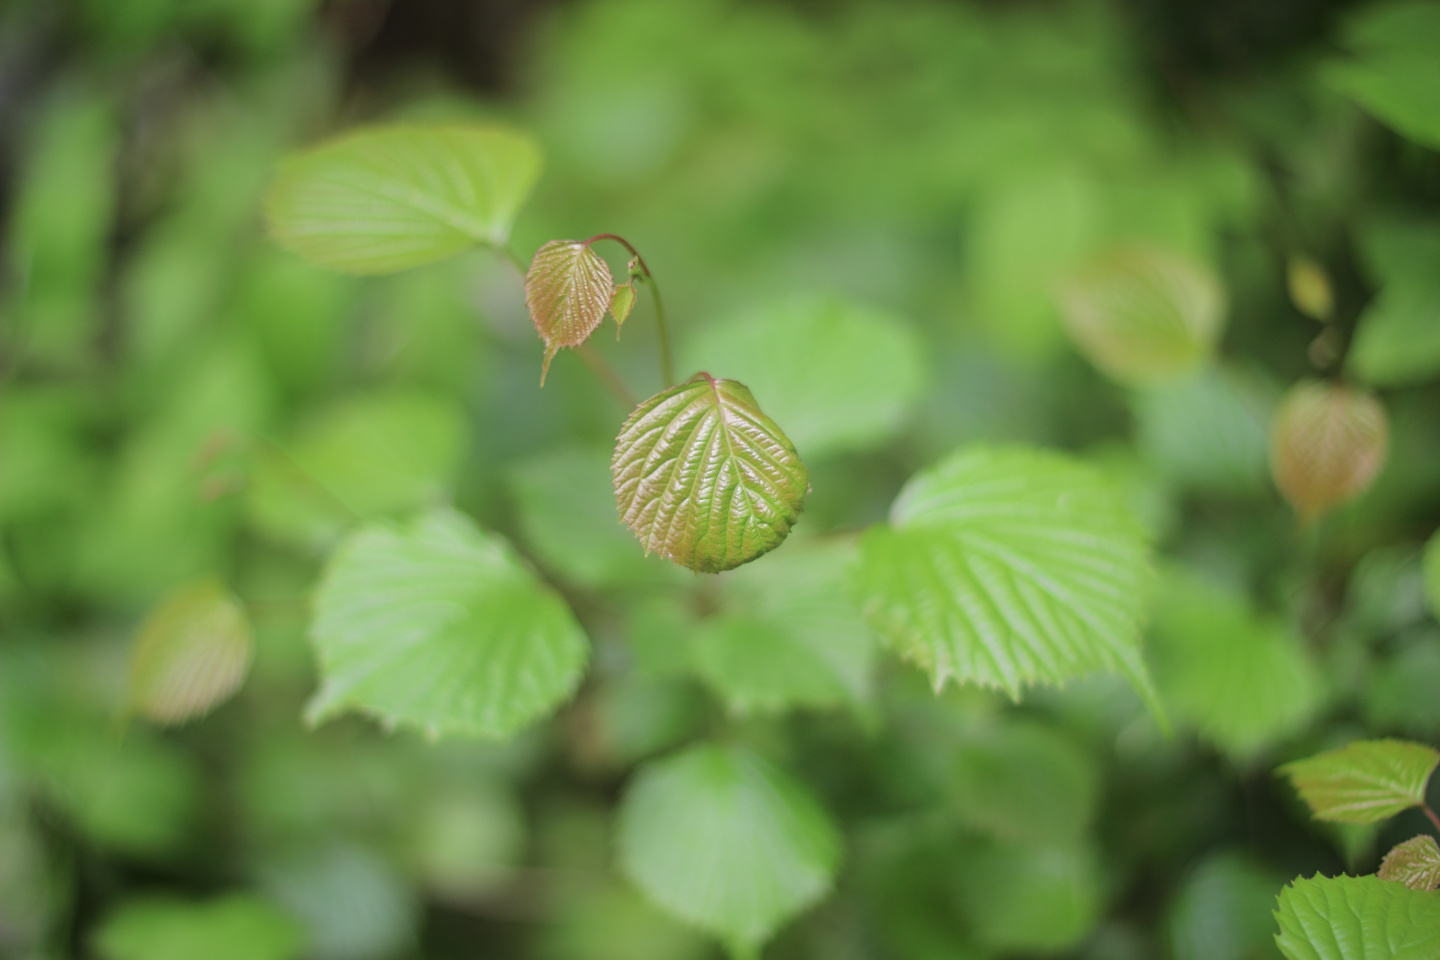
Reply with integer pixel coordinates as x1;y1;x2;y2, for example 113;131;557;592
1378;835;1440;891
129;578;253;725
524;239;615;382
265;125;542;274
308;509;588;740
612;374;808;573
1279;739;1440;824
854;446;1158;707
1271;381;1388;522
1274;874;1440;960
617;743;841;952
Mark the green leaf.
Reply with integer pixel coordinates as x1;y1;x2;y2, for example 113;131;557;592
1168;852;1287;960
1274;874;1440;960
1150;570;1325;760
679;296;927;457
525;240;615;384
949;719;1100;844
1351;273;1440;388
694;539;874;714
610;281;638;329
307;508;589;740
1327;2;1440;149
612;374;809;574
129;578;253;725
246;390;466;551
853;446;1159;709
1057;245;1226;385
1133;365;1275;496
265;125;542;274
1270;381;1389;523
1279;740;1440;824
93;894;303;960
1379;836;1440;891
954;837;1103;954
617;743;841;952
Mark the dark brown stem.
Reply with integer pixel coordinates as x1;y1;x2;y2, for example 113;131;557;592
585;234;674;387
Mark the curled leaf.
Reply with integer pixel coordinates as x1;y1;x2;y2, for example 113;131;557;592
524;240;614;384
1378;835;1440;891
609;282;637;334
612;373;808;573
1270;380;1388;522
129;579;253;725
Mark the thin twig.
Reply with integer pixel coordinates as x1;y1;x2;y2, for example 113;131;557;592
586;233;675;387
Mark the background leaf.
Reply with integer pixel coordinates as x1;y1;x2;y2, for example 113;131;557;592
1270;380;1388;522
524;239;614;382
854;445;1158;707
617;743;841;952
612;374;808;573
93;894;303;960
1326;1;1440;149
129;578;253;725
307;509;589;739
1279;739;1440;824
1274;873;1440;960
265;125;542;274
1378;835;1440;891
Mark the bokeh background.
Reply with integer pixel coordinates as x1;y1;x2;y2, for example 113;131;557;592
3;0;1440;958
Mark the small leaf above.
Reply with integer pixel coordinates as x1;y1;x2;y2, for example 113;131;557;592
1270;380;1388;522
129;579;253;725
612;373;808;573
524;240;615;384
617;743;841;953
308;508;589;740
1279;739;1440;824
265;125;542;275
853;446;1159;711
1057;244;1226;386
1379;835;1440;891
1274;874;1440;960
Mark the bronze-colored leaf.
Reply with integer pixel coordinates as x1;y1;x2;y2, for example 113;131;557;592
524;240;614;384
1270;380;1388;522
1379;835;1440;891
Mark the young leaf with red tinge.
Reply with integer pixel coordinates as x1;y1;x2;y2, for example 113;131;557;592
1378;835;1440;891
525;240;615;384
129;579;253;725
1270;380;1388;522
612;373;808;573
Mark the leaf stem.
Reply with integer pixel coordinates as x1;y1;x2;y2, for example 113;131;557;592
586;234;675;387
1425;803;1440;836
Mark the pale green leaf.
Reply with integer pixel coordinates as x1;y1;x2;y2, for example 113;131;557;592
1151;570;1325;760
853;446;1159;709
1379;836;1440;891
679;296;926;457
525;240;614;383
617;743;841;952
696;539;874;714
612;374;809;573
93;894;302;960
130;578;252;725
1279;740;1440;824
1326;2;1440;149
1058;245;1226;385
954;838;1103;954
1271;381;1388;523
1168;853;1286;960
265;125;542;274
1274;873;1440;960
610;282;638;329
307;508;589;740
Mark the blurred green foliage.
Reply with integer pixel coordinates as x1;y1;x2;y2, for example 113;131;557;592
3;0;1440;958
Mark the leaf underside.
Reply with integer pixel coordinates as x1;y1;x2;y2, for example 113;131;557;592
1274;874;1440;960
854;445;1160;712
265;125;542;275
1279;739;1440;824
1378;835;1440;891
612;374;808;574
524;240;615;383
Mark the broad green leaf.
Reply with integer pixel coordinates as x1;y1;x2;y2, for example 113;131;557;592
1274;874;1440;960
617;743;841;953
265;125;542;274
949;719;1100;844
1379;836;1440;891
1133;365;1275;496
953;837;1103;954
1326;2;1440;149
1351;274;1440;388
679;296;926;457
93;894;303;960
1270;381;1388;523
246;390;466;551
612;374;809;574
695;539;874;714
1057;245;1226;385
1168;853;1286;960
307;509;589;740
1279;740;1440;824
1150;570;1325;760
525;239;615;383
853;446;1159;709
129;578;252;725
